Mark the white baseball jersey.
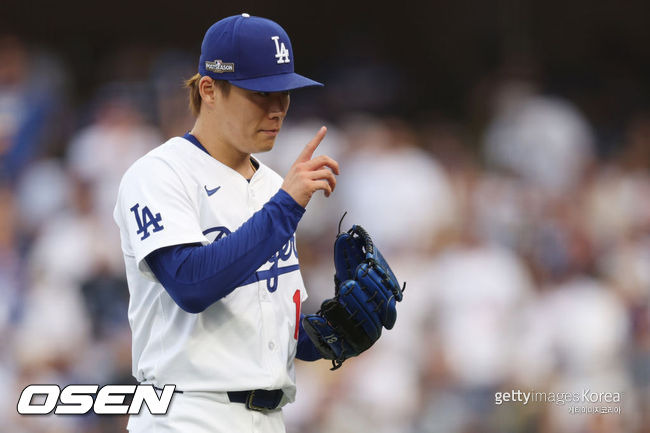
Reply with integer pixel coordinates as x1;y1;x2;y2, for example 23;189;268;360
113;135;307;402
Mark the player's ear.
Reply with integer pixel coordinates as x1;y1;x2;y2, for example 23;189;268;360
198;76;218;106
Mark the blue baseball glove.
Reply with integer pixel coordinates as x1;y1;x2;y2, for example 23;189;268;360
302;223;405;369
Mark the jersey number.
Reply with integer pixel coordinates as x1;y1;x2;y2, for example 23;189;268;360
293;290;301;340
130;203;164;240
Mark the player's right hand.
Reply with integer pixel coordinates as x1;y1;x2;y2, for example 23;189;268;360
281;126;339;208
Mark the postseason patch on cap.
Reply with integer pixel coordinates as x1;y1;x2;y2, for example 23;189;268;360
205;59;235;74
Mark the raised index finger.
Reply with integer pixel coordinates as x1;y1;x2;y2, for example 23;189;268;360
296;126;327;163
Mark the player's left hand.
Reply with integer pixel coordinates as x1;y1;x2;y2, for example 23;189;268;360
302;224;405;369
281;126;339;208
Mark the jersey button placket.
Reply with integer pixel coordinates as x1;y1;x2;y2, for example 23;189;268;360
246;181;257;213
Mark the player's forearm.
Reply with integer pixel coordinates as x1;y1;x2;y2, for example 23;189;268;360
145;189;305;313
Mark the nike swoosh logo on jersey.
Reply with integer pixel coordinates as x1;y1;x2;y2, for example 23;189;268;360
204;185;221;196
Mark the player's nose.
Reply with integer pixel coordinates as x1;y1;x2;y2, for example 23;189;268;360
267;92;290;119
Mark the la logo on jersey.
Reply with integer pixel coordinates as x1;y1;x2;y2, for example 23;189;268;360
130;203;164;240
202;226;299;293
271;36;290;64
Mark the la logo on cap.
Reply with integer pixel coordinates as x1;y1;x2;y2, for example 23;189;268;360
271;36;290;64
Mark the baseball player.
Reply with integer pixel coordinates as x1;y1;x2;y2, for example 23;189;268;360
114;13;336;433
114;13;403;433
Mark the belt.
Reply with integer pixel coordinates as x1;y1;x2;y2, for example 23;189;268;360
151;385;283;411
227;389;284;411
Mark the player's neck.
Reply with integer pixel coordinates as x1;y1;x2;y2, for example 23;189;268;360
190;122;255;179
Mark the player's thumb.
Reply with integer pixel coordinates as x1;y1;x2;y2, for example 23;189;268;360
296;126;327;163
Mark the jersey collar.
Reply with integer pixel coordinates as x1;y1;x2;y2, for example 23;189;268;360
182;132;263;183
183;132;209;155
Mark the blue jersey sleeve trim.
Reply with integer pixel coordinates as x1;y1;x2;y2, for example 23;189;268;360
296;314;323;361
145;189;305;313
275;188;305;213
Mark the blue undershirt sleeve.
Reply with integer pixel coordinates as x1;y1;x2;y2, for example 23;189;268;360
145;189;305;313
296;314;323;361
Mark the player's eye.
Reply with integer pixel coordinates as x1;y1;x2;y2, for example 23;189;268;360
255;91;290;97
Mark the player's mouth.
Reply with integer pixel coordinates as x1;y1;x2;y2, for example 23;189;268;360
259;128;280;137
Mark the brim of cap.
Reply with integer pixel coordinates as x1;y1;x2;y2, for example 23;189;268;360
228;72;323;92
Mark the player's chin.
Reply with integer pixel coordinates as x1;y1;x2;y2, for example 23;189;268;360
255;133;278;151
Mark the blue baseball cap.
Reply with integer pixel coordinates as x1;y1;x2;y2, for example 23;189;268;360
198;13;323;92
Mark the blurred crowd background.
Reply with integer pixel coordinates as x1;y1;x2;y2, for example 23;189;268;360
1;1;650;432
